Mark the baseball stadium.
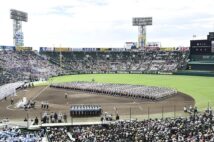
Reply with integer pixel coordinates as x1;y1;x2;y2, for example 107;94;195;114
0;8;214;142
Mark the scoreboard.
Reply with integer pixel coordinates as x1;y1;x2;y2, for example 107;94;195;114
208;32;214;41
190;40;211;54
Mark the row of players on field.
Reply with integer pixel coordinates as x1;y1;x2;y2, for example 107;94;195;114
51;81;177;100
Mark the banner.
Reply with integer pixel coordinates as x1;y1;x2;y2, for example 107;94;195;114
54;47;70;52
16;46;32;51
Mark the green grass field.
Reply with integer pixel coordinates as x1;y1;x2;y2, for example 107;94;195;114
38;74;214;110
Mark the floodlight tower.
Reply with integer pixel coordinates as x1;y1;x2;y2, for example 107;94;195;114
132;17;152;48
10;9;28;47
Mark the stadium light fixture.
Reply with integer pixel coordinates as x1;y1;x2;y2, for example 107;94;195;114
10;9;28;47
132;17;153;48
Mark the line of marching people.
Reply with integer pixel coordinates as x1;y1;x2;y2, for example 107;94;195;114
70;105;102;117
41;101;49;109
50;82;177;100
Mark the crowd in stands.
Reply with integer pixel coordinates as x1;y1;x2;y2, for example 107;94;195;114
41;50;189;74
0;81;24;100
0;50;189;86
0;50;64;85
1;108;214;141
62;108;214;141
0;126;44;142
46;127;73;142
51;82;177;100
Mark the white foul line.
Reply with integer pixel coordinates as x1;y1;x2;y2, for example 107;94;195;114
31;85;49;101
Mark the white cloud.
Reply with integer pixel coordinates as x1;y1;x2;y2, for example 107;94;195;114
0;0;214;50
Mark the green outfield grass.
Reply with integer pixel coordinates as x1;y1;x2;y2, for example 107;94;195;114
38;74;214;110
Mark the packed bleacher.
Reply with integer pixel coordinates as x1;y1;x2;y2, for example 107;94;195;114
40;50;189;74
0;50;65;85
46;127;73;142
44;108;214;141
70;109;214;141
0;126;44;142
0;49;189;85
0;81;24;100
1;108;214;141
51;82;177;100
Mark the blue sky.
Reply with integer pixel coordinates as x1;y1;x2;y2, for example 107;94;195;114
0;0;214;50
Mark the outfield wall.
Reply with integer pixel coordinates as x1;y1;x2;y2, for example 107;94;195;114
55;70;214;78
174;70;214;77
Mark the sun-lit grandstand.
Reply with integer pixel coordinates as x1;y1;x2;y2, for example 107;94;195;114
1;6;214;142
0;50;65;84
40;49;189;74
